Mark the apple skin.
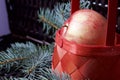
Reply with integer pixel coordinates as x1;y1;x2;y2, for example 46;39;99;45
64;9;107;46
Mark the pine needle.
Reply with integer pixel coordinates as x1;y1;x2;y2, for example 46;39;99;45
39;16;59;30
0;57;27;65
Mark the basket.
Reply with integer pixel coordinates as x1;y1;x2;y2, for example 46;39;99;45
52;0;120;80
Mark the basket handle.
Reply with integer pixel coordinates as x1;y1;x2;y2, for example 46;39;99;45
71;0;80;14
106;0;118;46
71;0;118;46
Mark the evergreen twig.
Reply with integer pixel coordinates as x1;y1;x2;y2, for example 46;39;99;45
38;0;90;38
0;42;70;80
0;57;27;65
0;42;39;71
39;16;59;29
38;2;71;38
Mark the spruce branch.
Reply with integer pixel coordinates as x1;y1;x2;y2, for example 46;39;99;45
39;69;71;80
38;2;71;38
39;16;59;30
21;45;52;79
0;42;71;80
38;0;90;38
53;2;71;24
0;77;28;80
0;57;27;65
80;0;90;9
0;42;42;72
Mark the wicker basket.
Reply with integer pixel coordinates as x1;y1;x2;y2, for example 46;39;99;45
52;0;120;80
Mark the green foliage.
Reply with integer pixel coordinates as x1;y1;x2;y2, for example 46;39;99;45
21;45;52;79
80;0;90;9
0;42;40;71
0;42;71;80
38;2;70;38
38;0;90;39
39;69;71;80
0;77;28;80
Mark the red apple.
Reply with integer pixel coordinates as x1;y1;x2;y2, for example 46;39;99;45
64;9;107;45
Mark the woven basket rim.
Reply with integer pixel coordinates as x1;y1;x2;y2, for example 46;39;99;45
55;28;120;56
